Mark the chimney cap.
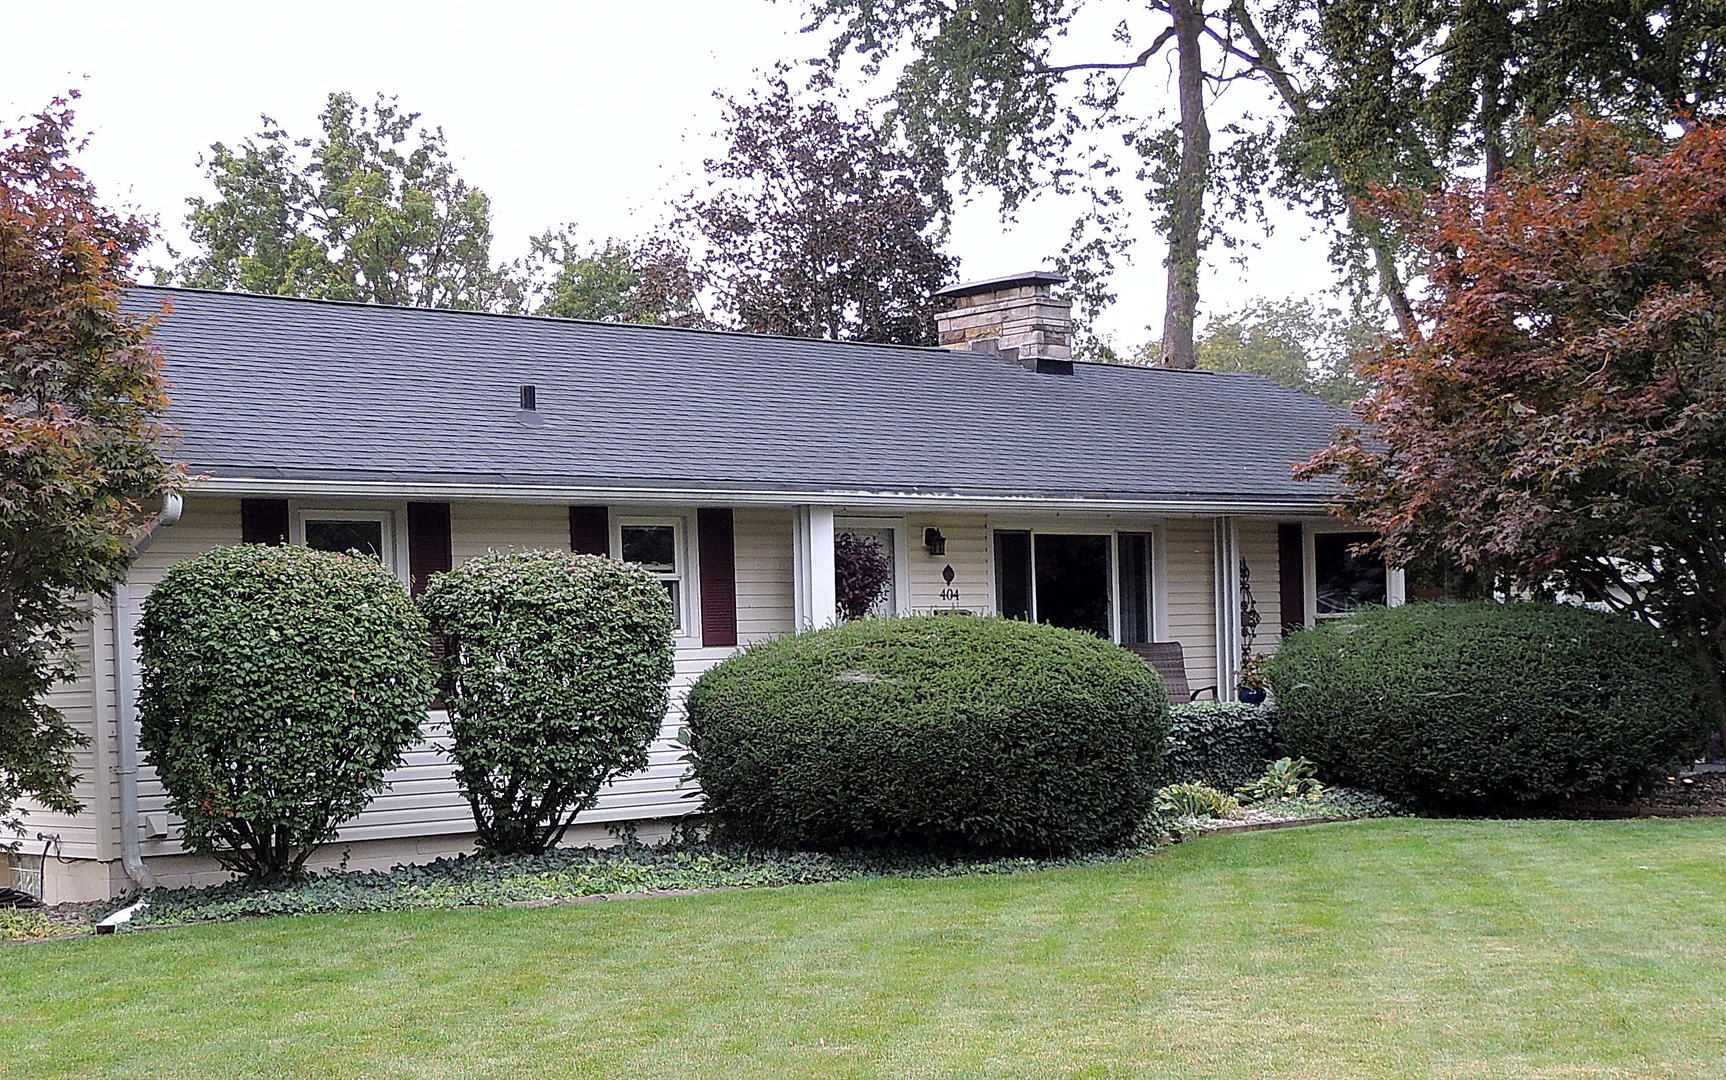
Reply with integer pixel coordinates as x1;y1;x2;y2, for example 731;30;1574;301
934;270;1069;301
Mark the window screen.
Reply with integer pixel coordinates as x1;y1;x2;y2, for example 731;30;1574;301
994;530;1032;621
303;519;386;562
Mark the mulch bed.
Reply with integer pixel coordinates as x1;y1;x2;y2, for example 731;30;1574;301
1178;805;1358;835
37;899;109;932
0;898;107;946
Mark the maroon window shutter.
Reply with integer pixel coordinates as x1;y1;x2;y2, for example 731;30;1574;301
407;502;453;595
569;506;609;555
1277;523;1307;636
407;502;455;709
240;499;290;545
697;508;738;648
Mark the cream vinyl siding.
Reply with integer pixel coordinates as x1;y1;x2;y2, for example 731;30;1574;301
733;509;795;643
1236;518;1284;659
8;602;110;860
449;501;568;563
121;496;798;858
904;513;993;614
1153;519;1219;693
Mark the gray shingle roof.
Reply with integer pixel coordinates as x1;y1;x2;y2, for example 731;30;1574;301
127;286;1344;508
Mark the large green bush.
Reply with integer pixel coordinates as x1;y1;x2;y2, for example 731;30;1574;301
137;545;433;881
417;551;675;854
1161;702;1277;790
685;615;1169;853
1268;601;1714;809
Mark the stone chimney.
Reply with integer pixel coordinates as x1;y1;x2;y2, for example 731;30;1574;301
934;271;1073;374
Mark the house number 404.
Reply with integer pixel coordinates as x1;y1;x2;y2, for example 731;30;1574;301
939;564;959;602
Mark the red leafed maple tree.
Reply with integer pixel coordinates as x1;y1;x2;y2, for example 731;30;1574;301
1304;118;1726;745
1;96;180;838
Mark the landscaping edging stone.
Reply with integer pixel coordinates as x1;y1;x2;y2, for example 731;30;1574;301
1183;815;1363;837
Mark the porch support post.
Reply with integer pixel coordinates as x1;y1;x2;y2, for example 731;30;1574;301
792;506;837;629
1213;516;1242;702
1386;565;1408;608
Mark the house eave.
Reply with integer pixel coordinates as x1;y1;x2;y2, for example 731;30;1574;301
186;470;1335;517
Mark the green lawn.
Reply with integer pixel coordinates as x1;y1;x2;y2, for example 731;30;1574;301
5;819;1724;1079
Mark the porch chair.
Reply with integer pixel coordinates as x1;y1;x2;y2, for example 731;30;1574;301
1124;642;1218;704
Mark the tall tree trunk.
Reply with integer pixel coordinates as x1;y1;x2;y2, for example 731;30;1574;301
1160;0;1210;369
1690;615;1726;757
1229;0;1420;339
1480;85;1506;188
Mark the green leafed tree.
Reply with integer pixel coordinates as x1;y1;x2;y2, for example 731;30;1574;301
174;92;516;310
807;1;1726;348
519;229;710;327
1;97;180;843
1229;0;1726;330
1196;297;1381;406
806;1;1231;364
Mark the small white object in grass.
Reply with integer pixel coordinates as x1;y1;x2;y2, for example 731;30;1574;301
95;900;148;935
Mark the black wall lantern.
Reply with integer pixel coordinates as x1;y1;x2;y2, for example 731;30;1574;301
923;527;947;557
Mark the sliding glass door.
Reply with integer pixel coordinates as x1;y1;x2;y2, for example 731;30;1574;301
995;530;1155;641
1032;534;1112;637
1117;532;1155;643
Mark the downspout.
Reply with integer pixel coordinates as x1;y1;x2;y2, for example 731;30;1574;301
113;492;184;890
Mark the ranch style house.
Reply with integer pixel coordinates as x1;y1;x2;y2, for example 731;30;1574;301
9;271;1402;902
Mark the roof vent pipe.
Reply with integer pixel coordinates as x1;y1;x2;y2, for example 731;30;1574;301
519;384;537;411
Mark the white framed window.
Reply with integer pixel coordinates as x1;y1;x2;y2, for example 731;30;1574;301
290;507;403;578
1304;524;1401;623
835;517;911;617
613;515;695;636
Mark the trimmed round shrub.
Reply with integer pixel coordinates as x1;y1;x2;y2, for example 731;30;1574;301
1267;601;1714;809
137;545;434;881
417;551;675;854
685;615;1169;853
1161;702;1277;790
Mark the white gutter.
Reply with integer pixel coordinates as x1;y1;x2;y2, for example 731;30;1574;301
190;476;1331;517
112;491;184;891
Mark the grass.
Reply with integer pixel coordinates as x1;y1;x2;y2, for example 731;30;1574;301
4;818;1724;1079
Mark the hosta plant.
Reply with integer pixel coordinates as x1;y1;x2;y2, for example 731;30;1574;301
1155;782;1239;820
1239;757;1325;803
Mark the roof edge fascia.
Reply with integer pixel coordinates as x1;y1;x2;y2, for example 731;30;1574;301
188;475;1333;517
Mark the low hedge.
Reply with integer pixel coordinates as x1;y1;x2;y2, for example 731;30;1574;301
1268;601;1714;809
1161;702;1277;790
684;615;1169;854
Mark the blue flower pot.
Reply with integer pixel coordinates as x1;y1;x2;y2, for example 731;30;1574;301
1237;687;1268;705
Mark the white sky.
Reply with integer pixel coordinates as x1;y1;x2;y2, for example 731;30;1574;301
12;0;1338;345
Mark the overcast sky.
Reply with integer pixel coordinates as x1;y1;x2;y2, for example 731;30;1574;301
13;1;1337;345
